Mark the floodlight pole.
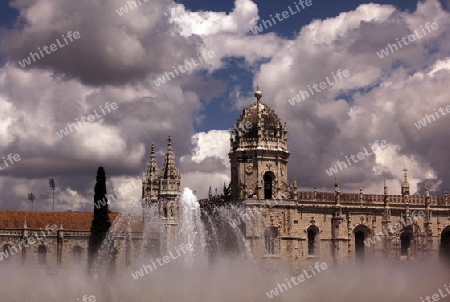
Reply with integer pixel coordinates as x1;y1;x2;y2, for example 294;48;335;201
28;193;35;211
49;178;56;212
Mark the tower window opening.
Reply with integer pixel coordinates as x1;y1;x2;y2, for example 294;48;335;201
264;173;273;200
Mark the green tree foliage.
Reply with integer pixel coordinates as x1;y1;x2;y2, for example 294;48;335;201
88;166;111;271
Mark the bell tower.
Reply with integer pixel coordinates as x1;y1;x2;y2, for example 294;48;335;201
228;87;290;200
142;136;181;208
142;136;181;252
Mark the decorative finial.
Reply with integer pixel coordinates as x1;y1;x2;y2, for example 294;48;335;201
403;168;408;182
168;135;172;145
254;86;262;101
151;142;155;153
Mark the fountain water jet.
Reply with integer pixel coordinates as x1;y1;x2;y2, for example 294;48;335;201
178;187;206;263
4;191;450;301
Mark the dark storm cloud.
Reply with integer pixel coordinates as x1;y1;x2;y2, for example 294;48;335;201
0;0;202;85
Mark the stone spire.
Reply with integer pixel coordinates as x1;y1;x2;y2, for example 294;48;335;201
425;186;430;208
401;168;410;196
163;135;178;179
334;178;340;205
23;218;28;238
147;142;158;179
383;179;389;206
255;86;262;142
382;180;391;223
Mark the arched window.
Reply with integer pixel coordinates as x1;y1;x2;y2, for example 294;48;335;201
3;244;12;261
307;226;319;256
264;227;278;254
400;234;411;256
439;231;450;262
38;245;47;265
440;230;450;262
308;229;316;255
353;225;371;262
263;173;273;200
72;246;82;264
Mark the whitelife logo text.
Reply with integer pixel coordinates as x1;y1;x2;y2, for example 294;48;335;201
152;51;215;87
325;140;387;176
56;102;118;139
376;22;438;59
18;31;80;68
288;69;350;106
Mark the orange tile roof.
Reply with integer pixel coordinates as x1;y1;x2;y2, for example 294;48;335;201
0;211;120;231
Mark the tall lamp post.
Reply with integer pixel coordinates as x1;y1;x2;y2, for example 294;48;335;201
238;151;253;199
28;193;35;211
49;178;56;212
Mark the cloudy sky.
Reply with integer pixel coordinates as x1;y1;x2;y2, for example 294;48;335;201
0;0;449;212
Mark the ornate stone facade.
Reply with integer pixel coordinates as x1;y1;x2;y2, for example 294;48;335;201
223;88;450;269
142;136;181;253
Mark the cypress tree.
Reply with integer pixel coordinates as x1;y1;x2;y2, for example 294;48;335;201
88;166;111;271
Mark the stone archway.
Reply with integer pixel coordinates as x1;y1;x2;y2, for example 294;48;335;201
353;225;372;261
400;230;413;257
355;231;365;259
2;244;12;261
440;227;450;263
307;225;320;256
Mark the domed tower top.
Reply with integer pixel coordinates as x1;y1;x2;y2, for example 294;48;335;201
231;87;288;152
228;87;290;200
